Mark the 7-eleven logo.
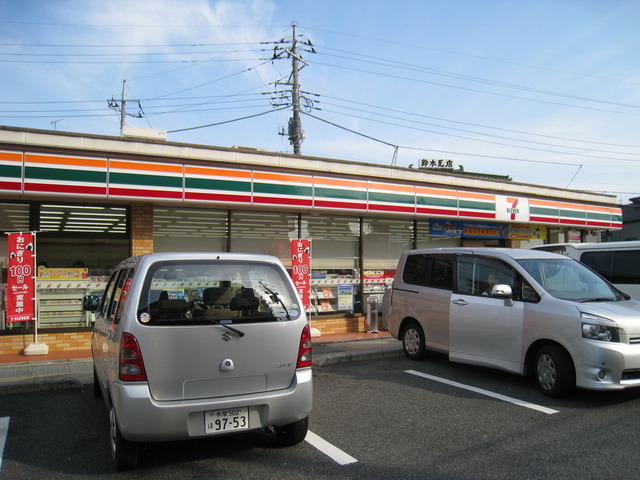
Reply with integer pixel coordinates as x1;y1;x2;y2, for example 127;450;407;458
507;197;519;220
495;195;529;222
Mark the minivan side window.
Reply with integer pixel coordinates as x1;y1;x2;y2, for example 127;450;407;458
101;268;134;324
99;270;120;317
612;251;640;284
581;250;640;285
113;269;135;325
456;256;516;295
580;251;614;280
455;256;539;302
402;254;454;289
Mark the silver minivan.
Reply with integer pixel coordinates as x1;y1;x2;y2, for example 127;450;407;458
532;241;640;300
83;252;313;470
387;248;640;397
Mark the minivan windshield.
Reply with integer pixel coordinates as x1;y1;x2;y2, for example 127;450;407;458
516;257;625;302
137;260;301;325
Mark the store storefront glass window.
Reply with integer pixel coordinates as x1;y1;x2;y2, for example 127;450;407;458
33;204;130;329
362;217;414;302
230;211;298;267
37;204;129;276
303;215;360;314
154;207;227;252
415;220;461;249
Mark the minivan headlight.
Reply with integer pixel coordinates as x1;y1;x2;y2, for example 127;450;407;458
581;312;620;342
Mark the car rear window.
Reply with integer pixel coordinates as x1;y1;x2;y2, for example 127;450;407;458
402;254;454;290
136;260;301;325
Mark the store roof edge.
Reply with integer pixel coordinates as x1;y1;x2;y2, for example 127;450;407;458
0;125;619;206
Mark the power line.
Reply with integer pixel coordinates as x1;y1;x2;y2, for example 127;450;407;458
319;94;640;150
315;106;640;163
167;106;288;133
315;45;640;110
302;25;639;87
315;100;640;157
313;60;640;117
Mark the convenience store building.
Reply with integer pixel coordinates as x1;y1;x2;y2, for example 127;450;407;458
0;126;622;353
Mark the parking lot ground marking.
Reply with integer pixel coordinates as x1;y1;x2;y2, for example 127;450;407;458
0;417;8;471
305;430;358;465
405;370;559;415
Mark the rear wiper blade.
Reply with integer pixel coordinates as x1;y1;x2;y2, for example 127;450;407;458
206;318;245;337
259;280;291;320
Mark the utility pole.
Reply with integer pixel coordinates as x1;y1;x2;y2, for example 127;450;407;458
119;80;127;136
108;80;143;136
270;23;315;155
290;24;302;155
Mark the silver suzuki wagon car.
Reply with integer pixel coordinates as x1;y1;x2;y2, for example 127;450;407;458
83;253;313;470
387;248;640;398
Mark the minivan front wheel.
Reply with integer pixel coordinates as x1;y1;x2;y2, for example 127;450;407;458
402;321;427;360
534;345;575;398
109;406;139;470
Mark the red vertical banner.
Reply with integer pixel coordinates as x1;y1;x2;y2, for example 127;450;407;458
290;239;311;311
6;232;36;323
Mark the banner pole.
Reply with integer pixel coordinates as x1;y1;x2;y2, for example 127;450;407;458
33;230;38;345
22;230;48;356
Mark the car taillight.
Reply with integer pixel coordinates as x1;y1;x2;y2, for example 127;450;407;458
296;323;312;368
119;332;147;382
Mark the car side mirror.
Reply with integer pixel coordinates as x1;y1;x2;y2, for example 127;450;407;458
491;284;514;306
491;284;512;297
82;295;100;311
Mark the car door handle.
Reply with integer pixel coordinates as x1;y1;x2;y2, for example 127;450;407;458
452;299;468;306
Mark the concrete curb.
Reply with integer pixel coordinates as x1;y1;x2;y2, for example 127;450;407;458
313;348;404;366
0;374;92;395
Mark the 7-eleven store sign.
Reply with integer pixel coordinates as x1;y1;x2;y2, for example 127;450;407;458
495;196;530;222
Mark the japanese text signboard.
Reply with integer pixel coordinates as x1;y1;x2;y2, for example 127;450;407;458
290;239;311;311
6;232;36;323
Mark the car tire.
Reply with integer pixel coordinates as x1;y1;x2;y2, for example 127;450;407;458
110;406;139;470
535;345;575;398
93;367;102;399
274;416;309;447
402;321;427;361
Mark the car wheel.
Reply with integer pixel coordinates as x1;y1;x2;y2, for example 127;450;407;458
535;345;575;398
93;367;102;399
274;416;309;447
402;321;427;360
109;406;139;470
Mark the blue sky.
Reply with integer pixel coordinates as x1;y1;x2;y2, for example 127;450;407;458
1;0;639;203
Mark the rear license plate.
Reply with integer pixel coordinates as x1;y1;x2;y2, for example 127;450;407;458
204;407;249;434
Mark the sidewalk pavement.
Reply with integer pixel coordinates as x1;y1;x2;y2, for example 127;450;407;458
0;331;403;395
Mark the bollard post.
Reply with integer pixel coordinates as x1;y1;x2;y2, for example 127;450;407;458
366;296;380;334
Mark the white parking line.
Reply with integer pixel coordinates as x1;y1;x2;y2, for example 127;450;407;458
0;417;9;471
305;430;358;465
405;370;559;415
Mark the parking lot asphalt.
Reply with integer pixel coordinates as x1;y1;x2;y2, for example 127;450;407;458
0;331;403;395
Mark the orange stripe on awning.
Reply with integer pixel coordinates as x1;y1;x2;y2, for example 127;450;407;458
253;171;312;183
110;159;182;174
0;151;22;162
185;166;251;178
314;176;367;189
26;153;107;169
367;182;415;194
